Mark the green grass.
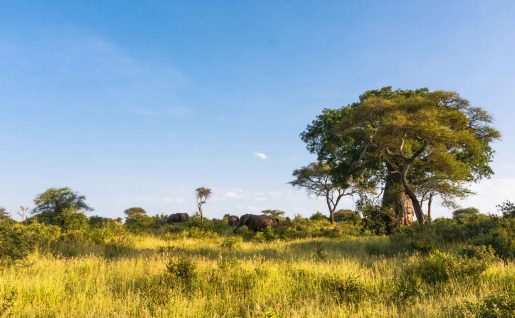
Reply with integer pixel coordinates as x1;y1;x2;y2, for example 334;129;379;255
0;236;513;317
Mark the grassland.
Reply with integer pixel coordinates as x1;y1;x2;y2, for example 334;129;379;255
0;235;513;317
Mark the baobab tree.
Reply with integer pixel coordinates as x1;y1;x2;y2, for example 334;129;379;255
301;87;500;224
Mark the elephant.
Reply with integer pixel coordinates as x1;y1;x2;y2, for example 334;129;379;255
233;214;279;233
227;215;240;227
167;213;189;223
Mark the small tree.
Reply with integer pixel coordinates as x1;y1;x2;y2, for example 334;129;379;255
497;201;515;218
195;187;212;223
262;209;285;219
17;206;30;221
32;187;92;226
123;207;153;233
0;208;11;221
124;207;147;218
290;162;367;224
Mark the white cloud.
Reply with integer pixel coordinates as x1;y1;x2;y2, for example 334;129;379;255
253;152;268;160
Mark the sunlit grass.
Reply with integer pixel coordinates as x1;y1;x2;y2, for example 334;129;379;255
0;236;513;317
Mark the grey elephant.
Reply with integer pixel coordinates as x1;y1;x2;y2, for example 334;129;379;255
227;215;240;227
233;214;279;233
167;213;189;223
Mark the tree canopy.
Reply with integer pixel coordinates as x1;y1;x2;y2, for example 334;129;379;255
301;87;500;224
290;162;371;224
31;187;92;226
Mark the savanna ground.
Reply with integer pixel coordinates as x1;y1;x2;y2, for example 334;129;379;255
1;233;513;318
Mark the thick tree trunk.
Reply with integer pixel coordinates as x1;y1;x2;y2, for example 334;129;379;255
382;173;414;226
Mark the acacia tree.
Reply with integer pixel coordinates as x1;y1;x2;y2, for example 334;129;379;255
0;208;11;221
195;187;212;223
32;187;93;225
17;206;30;221
290;162;370;224
301;87;500;224
262;209;285;219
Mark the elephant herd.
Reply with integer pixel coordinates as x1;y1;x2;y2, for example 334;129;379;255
166;212;279;232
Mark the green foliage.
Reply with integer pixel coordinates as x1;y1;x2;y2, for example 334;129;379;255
124;213;154;234
479;221;515;260
262;209;285;218
497;200;515;218
0;220;35;263
220;237;240;250
0;208;12;221
310;211;328;221
334;209;361;224
23;221;61;251
403;249;495;286
452;207;489;224
301;87;500;223
124;207;147;217
271;216;345;240
357;201;398;235
449;292;515;318
166;256;197;290
320;275;367;304
391;215;514;260
263;227;277;242
32;187;92;225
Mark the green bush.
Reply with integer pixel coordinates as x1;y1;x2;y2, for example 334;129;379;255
309;212;328;221
403;249;494;286
263;227;277;242
478;220;515;260
319;274;367;304
448;292;515;318
358;202;397;235
334;209;361;224
23;221;61;251
0;221;35;262
166;256;197;290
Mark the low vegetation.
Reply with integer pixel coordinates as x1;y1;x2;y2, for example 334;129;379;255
0;199;513;317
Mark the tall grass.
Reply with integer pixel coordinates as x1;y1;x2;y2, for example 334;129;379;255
0;236;513;317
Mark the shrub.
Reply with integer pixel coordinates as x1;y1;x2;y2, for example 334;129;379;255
263;227;277;242
403;249;493;286
166;256;197;290
220;237;240;250
0;221;35;263
358;202;397;235
319;274;367;304
478;220;515;260
23;221;61;251
334;209;361;224
309;212;328;221
448;292;515;318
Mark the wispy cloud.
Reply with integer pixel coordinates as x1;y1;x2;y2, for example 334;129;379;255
253;152;268;160
0;30;188;116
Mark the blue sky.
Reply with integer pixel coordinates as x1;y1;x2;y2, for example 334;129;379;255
1;1;514;219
